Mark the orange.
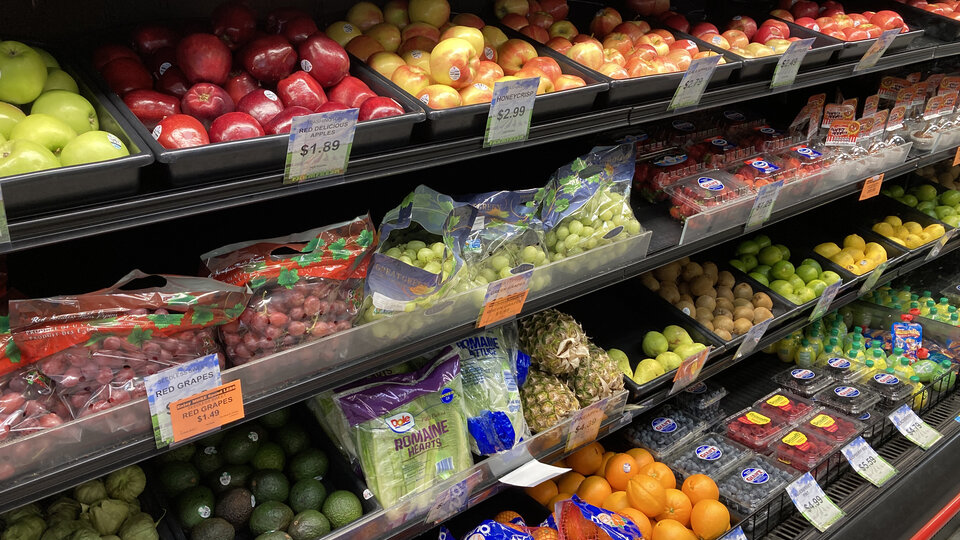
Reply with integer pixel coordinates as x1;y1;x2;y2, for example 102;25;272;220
605;453;639;491
531;528;559;540
598;451;616;475
618;508;653;539
656;489;693;527
681;474;719;506
568;442;604;475
690;499;731;540
626;474;666;517
526;480;559;506
626;447;655;468
494;510;526;529
652;518;697;540
577;475;613;507
639;461;677;490
548;492;572;509
553;458;568;468
602;490;630;512
556;471;585;495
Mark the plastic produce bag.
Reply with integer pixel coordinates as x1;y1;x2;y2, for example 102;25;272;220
448;324;529;455
460;521;533;539
0;366;67;443
335;346;472;507
554;496;643;540
0;316;22;378
203;215;376;366
9;271;249;418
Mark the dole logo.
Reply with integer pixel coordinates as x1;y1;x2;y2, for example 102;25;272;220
388;412;415;433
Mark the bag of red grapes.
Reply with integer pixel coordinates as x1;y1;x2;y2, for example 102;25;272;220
8;272;250;419
203;215;376;366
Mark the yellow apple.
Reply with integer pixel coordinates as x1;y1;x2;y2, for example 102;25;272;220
416;83;462;108
346;2;384;31
392;64;431;95
440;26;485;57
326;21;362;46
366;22;402;52
481;26;509;49
384;0;410;28
430;38;479;88
409;0;450;27
368;51;406;79
402;49;432;72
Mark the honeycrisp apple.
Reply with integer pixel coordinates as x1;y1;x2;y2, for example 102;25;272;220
9;114;76;155
416;84;461;108
31;90;98;134
391;65;431;94
0;41;48;104
409;0;451;27
59;130;129;166
0;139;60;177
441;26;485;56
368;51;407;79
498;39;537;74
430;38;479;89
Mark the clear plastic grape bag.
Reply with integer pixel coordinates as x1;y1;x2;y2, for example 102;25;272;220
203;215;376;366
0;366;69;443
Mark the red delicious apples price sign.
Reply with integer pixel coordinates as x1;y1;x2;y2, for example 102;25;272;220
283;108;359;184
771;38;815;89
484;77;539;148
668;54;720;111
854;28;900;72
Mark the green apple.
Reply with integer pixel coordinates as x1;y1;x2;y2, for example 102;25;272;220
774;243;791;260
936;205;956;220
0;102;22;138
60;130;129;166
819;270;842;285
739;254;758;271
795;264;819;284
753;264;771;278
885;185;905;198
753;235;772;249
911;184;938;202
0;139;60;177
729;259;746;272
796;286;816;303
787;274;805;291
736;239;760;255
941;189;960;207
31;90;97;134
32;47;59;69
42;69;78;94
757;245;782;266
917;200;936;213
899;194;919;207
807;279;827;296
9;113;76;155
770;260;795;280
0;41;48;104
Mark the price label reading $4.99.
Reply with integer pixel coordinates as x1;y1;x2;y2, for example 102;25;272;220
485;77;539;148
283;108;359;184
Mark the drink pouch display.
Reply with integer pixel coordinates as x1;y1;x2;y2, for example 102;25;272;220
362;186;468;320
448;324;530;455
538;143;644;260
633;147;701;203
335;346;473;507
554;496;643;540
203;215;376;366
0;316;22;378
9;271;250;418
0;366;68;443
892;316;923;359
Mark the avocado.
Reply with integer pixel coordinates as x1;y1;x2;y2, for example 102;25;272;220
220;429;261;465
287;510;331;540
259;408;291;430
158;443;196;463
214;488;255;528
190;517;234;540
207;465;252;494
288;479;326;513
176;486;215;530
287;449;328;481
254;533;292;540
249;470;290;503
159;461;200;497
192;446;224;476
272;426;310;457
249;501;294;536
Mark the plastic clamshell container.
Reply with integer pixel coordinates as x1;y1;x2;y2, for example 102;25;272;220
687;134;758;170
822;356;870;383
863;370;923;403
769;425;844;472
666;170;755;245
664;433;753;481
752;389;818;425
772;367;836;399
717;455;798;518
624;405;708;459
676;381;728;421
774;145;830;204
724;407;793;452
634;147;703;203
803;411;865;444
813;383;882;415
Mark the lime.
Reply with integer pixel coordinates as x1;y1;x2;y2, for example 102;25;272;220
769;280;794;298
737;239;760;255
912;184;939;202
752;264;771;278
252;442;286;471
748;272;769;286
941;189;960;206
740;254;758;271
729;259;746;272
754;235;772;249
787;274;805;292
917;200;936;213
795;264;819;284
757;245;782;266
774;244;791;260
886;185;905;198
770;260;795;280
799;258;822;272
808;279;827;296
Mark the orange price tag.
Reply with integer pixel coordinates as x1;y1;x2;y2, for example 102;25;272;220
169;380;245;443
953;146;960;166
669;346;712;395
477;271;532;327
859;173;884;201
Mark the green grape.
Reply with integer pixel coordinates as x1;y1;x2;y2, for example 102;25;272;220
430;242;445;257
545;231;557;247
490;255;510;271
556;225;569;240
385;247;403;258
480;268;497;282
521;245;540;263
581;226;595;238
568;246;584;256
535;250;547;265
442;259;455;273
423;261;442;274
407;240;427;251
600;210;613;222
417;247;437;263
555;241;567;255
567;220;583;235
564;233;580;249
626;219;641;235
585;238;598;250
499;267;513;279
403;249;418;261
475;275;489;285
399;255;414;265
612;215;624;226
551;252;565;262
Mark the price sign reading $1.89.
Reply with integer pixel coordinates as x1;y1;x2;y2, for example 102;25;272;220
284;108;359;184
485;77;539;148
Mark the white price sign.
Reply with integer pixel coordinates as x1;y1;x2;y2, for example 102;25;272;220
787;472;845;532
484;77;538;147
283;109;358;183
841;436;896;487
926;228;957;261
810;280;842;321
859;261;889;296
889;404;943;449
734;317;772;360
854;29;900;72
745;180;784;230
668;55;720;111
771;38;815;88
145;354;222;448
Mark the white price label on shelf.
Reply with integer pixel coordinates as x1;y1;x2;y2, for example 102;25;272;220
484;77;539;148
745;180;784;231
771;38;815;89
889;403;943;449
668;54;720;111
145;354;222;448
500;459;570;488
734;317;773;360
810;280;842;322
854;29;900;72
841;436;897;487
926;228;957;261
283;109;358;184
787;472;845;532
859;261;889;296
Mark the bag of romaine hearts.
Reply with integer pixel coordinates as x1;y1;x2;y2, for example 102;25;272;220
9;271;249;418
203;215;376;366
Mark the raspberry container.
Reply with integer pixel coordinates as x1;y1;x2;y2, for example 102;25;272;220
803;411;865;444
769;426;844;472
665;170;755;245
724;407;793;452
752;390;817;425
686;134;757;170
634;147;702;203
738;126;800;153
728;154;796;192
717;455;798;518
772;366;836;398
813;383;882;416
664;433;754;481
624;405;708;459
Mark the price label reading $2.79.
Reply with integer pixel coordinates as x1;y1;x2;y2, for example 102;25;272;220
485;77;539;148
284;108;359;184
668;54;720;111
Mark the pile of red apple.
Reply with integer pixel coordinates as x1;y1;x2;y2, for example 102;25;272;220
771;0;909;41
894;0;960;21
329;0;587;109
666;15;802;58
92;2;407;149
495;1;724;79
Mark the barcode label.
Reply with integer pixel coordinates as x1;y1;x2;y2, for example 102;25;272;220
436;457;454;474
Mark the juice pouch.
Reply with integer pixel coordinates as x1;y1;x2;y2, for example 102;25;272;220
362;186;467;319
461;520;532;539
335;346;473;507
0;366;67;444
10;271;249;418
203;215;376;366
539;144;643;259
555;496;643;540
449;324;530;455
0;316;22;377
892;315;922;358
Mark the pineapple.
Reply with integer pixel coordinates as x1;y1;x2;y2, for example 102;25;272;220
519;309;590;375
572;343;625;405
521;368;581;433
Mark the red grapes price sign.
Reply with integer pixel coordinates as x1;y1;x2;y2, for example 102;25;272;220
485;77;539;147
283;108;358;183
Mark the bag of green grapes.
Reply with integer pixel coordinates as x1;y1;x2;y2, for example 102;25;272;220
447;189;548;294
538;143;643;261
361;186;469;322
335;346;473;507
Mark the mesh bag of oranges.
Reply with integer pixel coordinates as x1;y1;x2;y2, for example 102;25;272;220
554;496;643;540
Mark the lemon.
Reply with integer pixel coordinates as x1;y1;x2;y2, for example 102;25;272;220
831;252;855;267
872;222;895;236
884;215;903;228
925;224;946;238
889;236;906;246
858;258;875;272
844;234;866;250
841;247;866;261
844;263;861;275
864;242;885;255
894;225;911;240
814;242;842;258
904;222;923;234
905;234;925;249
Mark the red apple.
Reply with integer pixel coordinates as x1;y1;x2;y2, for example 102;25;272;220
540;0;569;20
524;56;562;81
554;73;586;89
794;17;820;30
212;2;258;50
176;34;231;84
636;34;669;56
721;29;749;49
101;57;153;95
843;26;869;40
726;15;758;40
822;1;845;14
849;13;869;26
791;0;820;19
761;19;790;36
132;25;180;56
359;96;405;120
181;82;235;126
566;41;604;70
528;11;555;29
266;7;312;34
665;49;692;69
146;47;177;80
612;22;645;41
347;1;385;31
754;25;786;43
590;7;623;38
263;105;314;134
603;33;634;56
157;66;190;97
649;28;675;44
277;71;328;110
317;101;351;112
499;38;538;74
670;39;700;54
153;114;209;148
240;35;297;83
398;36;438;55
663;14;691;33
391;64;431;94
92;44;139;71
475;61;505;87
452;13;486;28
402;22;441;42
627;0;670;16
546;36;573;53
327;76;377;108
632;44;659;61
520;25;550;43
298;34;351;88
700;33;730;49
690;22;719;37
770;9;794;21
871;10;905;30
367;22;403;52
346;35;386;61
816;17;839;31
224;70;259;103
824;8;847;18
237;88;285;125
282;17;320;46
209;111;264;142
572;34;602;46
123;89;181;128
501;13;530;30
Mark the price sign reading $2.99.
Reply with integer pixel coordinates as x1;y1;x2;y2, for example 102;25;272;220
485;77;539;147
283;108;359;184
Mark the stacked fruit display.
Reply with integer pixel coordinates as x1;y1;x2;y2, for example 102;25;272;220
731;234;841;304
812;233;888;275
154;407;364;540
0;41;131;178
92;3;406;148
632;324;708;383
642;258;776;341
665;15;799;58
894;0;960;21
884;182;960;227
518;309;624;431
870;215;946;249
770;1;910;41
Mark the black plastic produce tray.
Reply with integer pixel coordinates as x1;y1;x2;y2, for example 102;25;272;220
768;16;925;62
855;195;957;255
845;0;960;42
91;56;425;186
0;44;153;218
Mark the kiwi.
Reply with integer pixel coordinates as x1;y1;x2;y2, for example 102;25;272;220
715;297;735;312
754;307;774;322
733;282;754;299
695;307;714;321
681;262;704;282
752;292;773;310
733;305;755;323
678;256;691;266
702;261;719;282
640;272;660;291
695;295;717;311
714;328;733;341
678;293;694;305
717;286;735;302
690;275;715;297
733;318;753;335
714;307;733;319
733;298;753;308
659;285;681;304
678;280;691;296
653;261;682;282
675;300;695;316
717;270;736;288
699;319;715;332
714;316;735;333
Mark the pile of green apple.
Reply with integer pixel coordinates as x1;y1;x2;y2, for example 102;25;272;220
0;41;129;178
630;325;707;384
883;183;960;228
730;234;841;305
